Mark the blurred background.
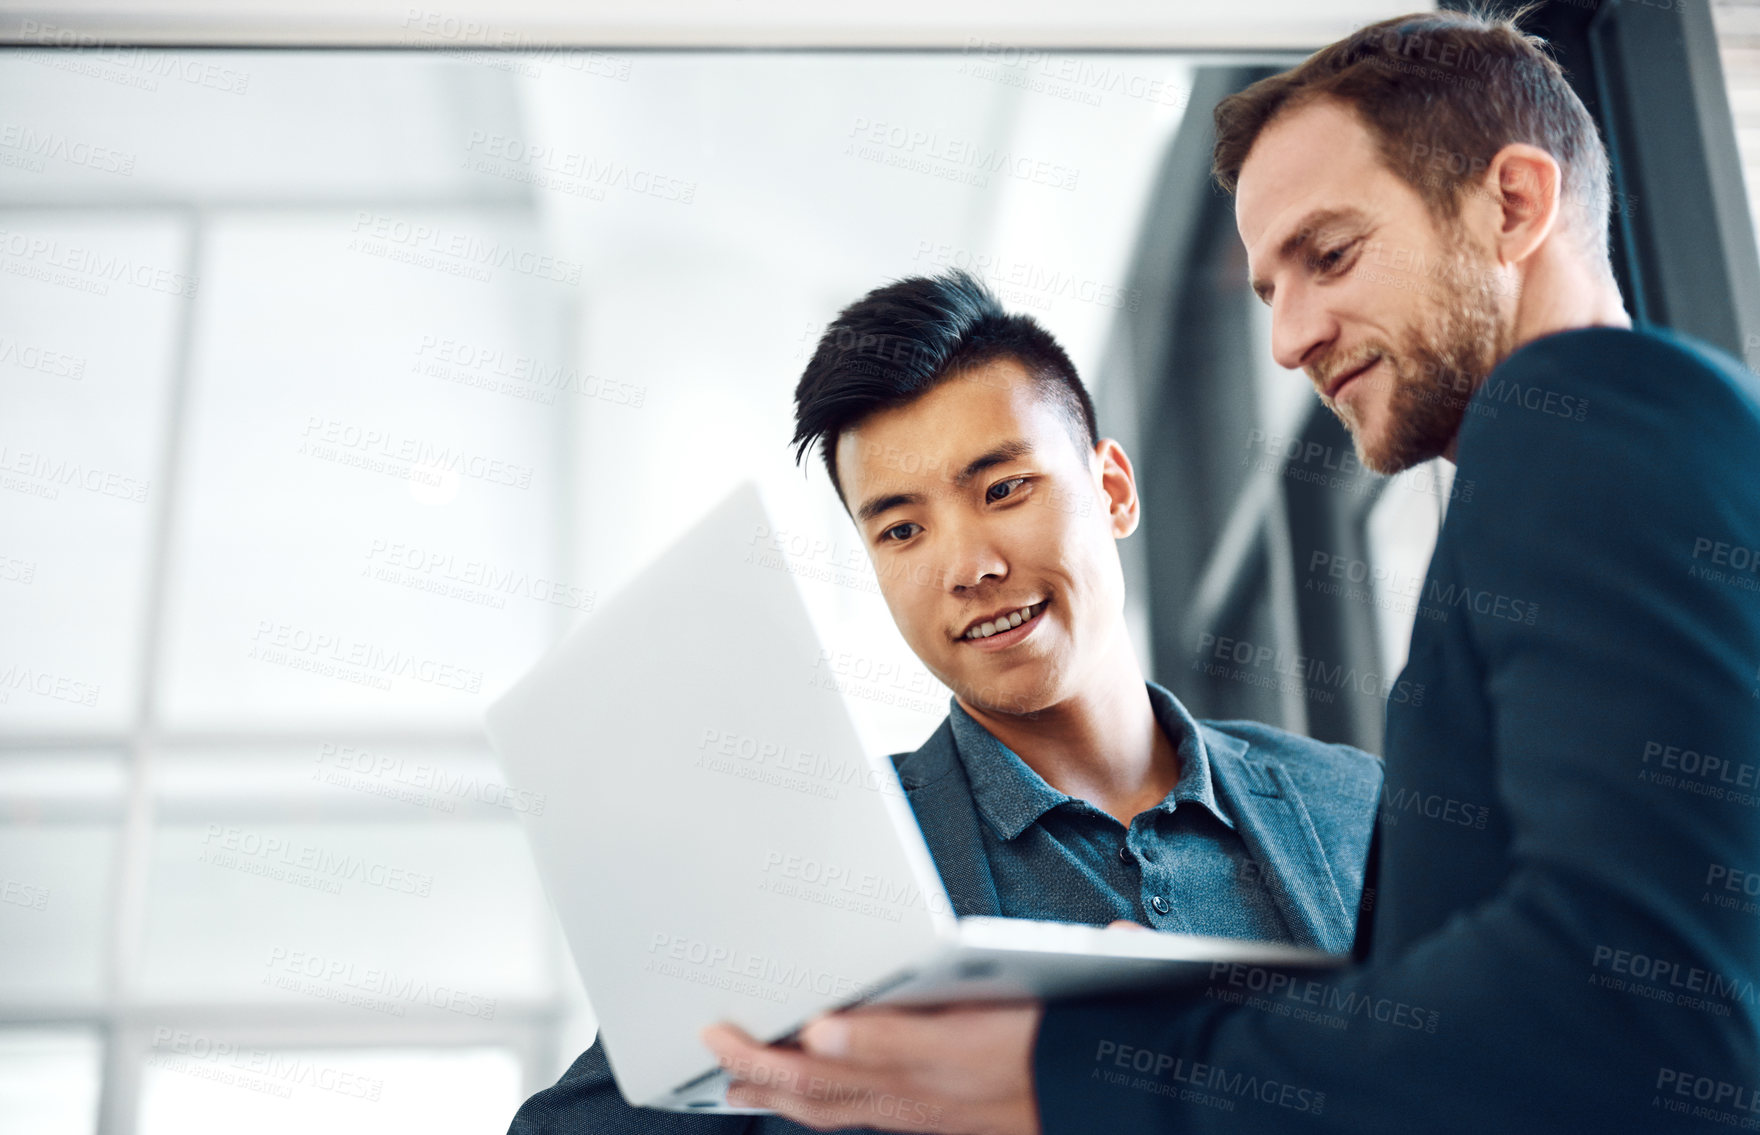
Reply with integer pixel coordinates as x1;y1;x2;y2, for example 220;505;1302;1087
3;0;1759;1131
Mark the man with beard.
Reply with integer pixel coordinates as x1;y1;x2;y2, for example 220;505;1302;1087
702;9;1760;1131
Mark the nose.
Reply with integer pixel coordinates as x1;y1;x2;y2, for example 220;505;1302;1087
1269;281;1338;374
940;525;1007;595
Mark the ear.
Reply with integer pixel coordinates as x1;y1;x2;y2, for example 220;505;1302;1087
1480;142;1561;267
1092;439;1140;538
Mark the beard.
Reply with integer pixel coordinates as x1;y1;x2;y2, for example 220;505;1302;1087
1317;230;1508;475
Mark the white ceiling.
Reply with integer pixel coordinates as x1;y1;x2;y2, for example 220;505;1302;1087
0;0;1434;49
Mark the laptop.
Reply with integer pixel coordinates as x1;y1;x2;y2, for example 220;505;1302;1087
484;480;1340;1112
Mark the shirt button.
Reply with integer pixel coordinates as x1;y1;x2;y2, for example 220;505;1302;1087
1150;896;1171;915
1117;844;1132;864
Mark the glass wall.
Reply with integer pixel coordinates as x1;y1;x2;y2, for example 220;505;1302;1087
0;45;1225;1131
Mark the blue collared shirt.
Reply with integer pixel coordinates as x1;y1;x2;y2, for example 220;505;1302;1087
946;680;1293;941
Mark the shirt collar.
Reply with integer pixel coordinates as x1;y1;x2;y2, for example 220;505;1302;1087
946;679;1234;841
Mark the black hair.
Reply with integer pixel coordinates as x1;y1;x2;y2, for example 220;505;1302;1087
791;270;1099;507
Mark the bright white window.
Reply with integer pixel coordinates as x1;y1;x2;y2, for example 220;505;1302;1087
0;44;1188;1129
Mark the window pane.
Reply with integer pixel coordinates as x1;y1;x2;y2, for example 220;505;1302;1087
155;212;564;731
1363;460;1451;677
138;1044;522;1135
137;817;552;1006
0;213;182;732
1715;1;1760;369
0;51;519;202
0;752;124;1006
0;1028;101;1135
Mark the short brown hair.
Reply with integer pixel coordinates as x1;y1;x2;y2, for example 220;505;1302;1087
1212;7;1612;257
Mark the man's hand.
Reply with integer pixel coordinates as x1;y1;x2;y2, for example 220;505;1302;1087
700;1002;1044;1135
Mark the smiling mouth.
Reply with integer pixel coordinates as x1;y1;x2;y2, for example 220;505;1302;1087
961;599;1048;641
1326;355;1380;400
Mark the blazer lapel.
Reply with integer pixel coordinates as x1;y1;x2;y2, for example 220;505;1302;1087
1203;726;1354;953
891;719;1002;919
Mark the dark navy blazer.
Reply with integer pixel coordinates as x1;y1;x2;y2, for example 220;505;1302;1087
508;692;1383;1134
1036;327;1760;1133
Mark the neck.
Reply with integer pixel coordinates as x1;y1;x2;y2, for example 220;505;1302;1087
953;620;1179;827
1443;238;1631;463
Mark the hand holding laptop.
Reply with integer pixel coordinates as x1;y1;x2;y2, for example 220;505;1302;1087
703;1002;1044;1134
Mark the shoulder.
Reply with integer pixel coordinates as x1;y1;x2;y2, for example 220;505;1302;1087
1481;324;1755;400
1456;326;1760;479
1201;717;1383;799
1201;719;1381;874
1448;327;1760;583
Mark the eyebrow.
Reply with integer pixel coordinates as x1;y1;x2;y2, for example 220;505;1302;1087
1249;206;1368;305
854;439;1035;526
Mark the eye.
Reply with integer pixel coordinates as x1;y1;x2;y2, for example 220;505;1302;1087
1311;240;1357;275
879;521;920;544
986;476;1028;503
